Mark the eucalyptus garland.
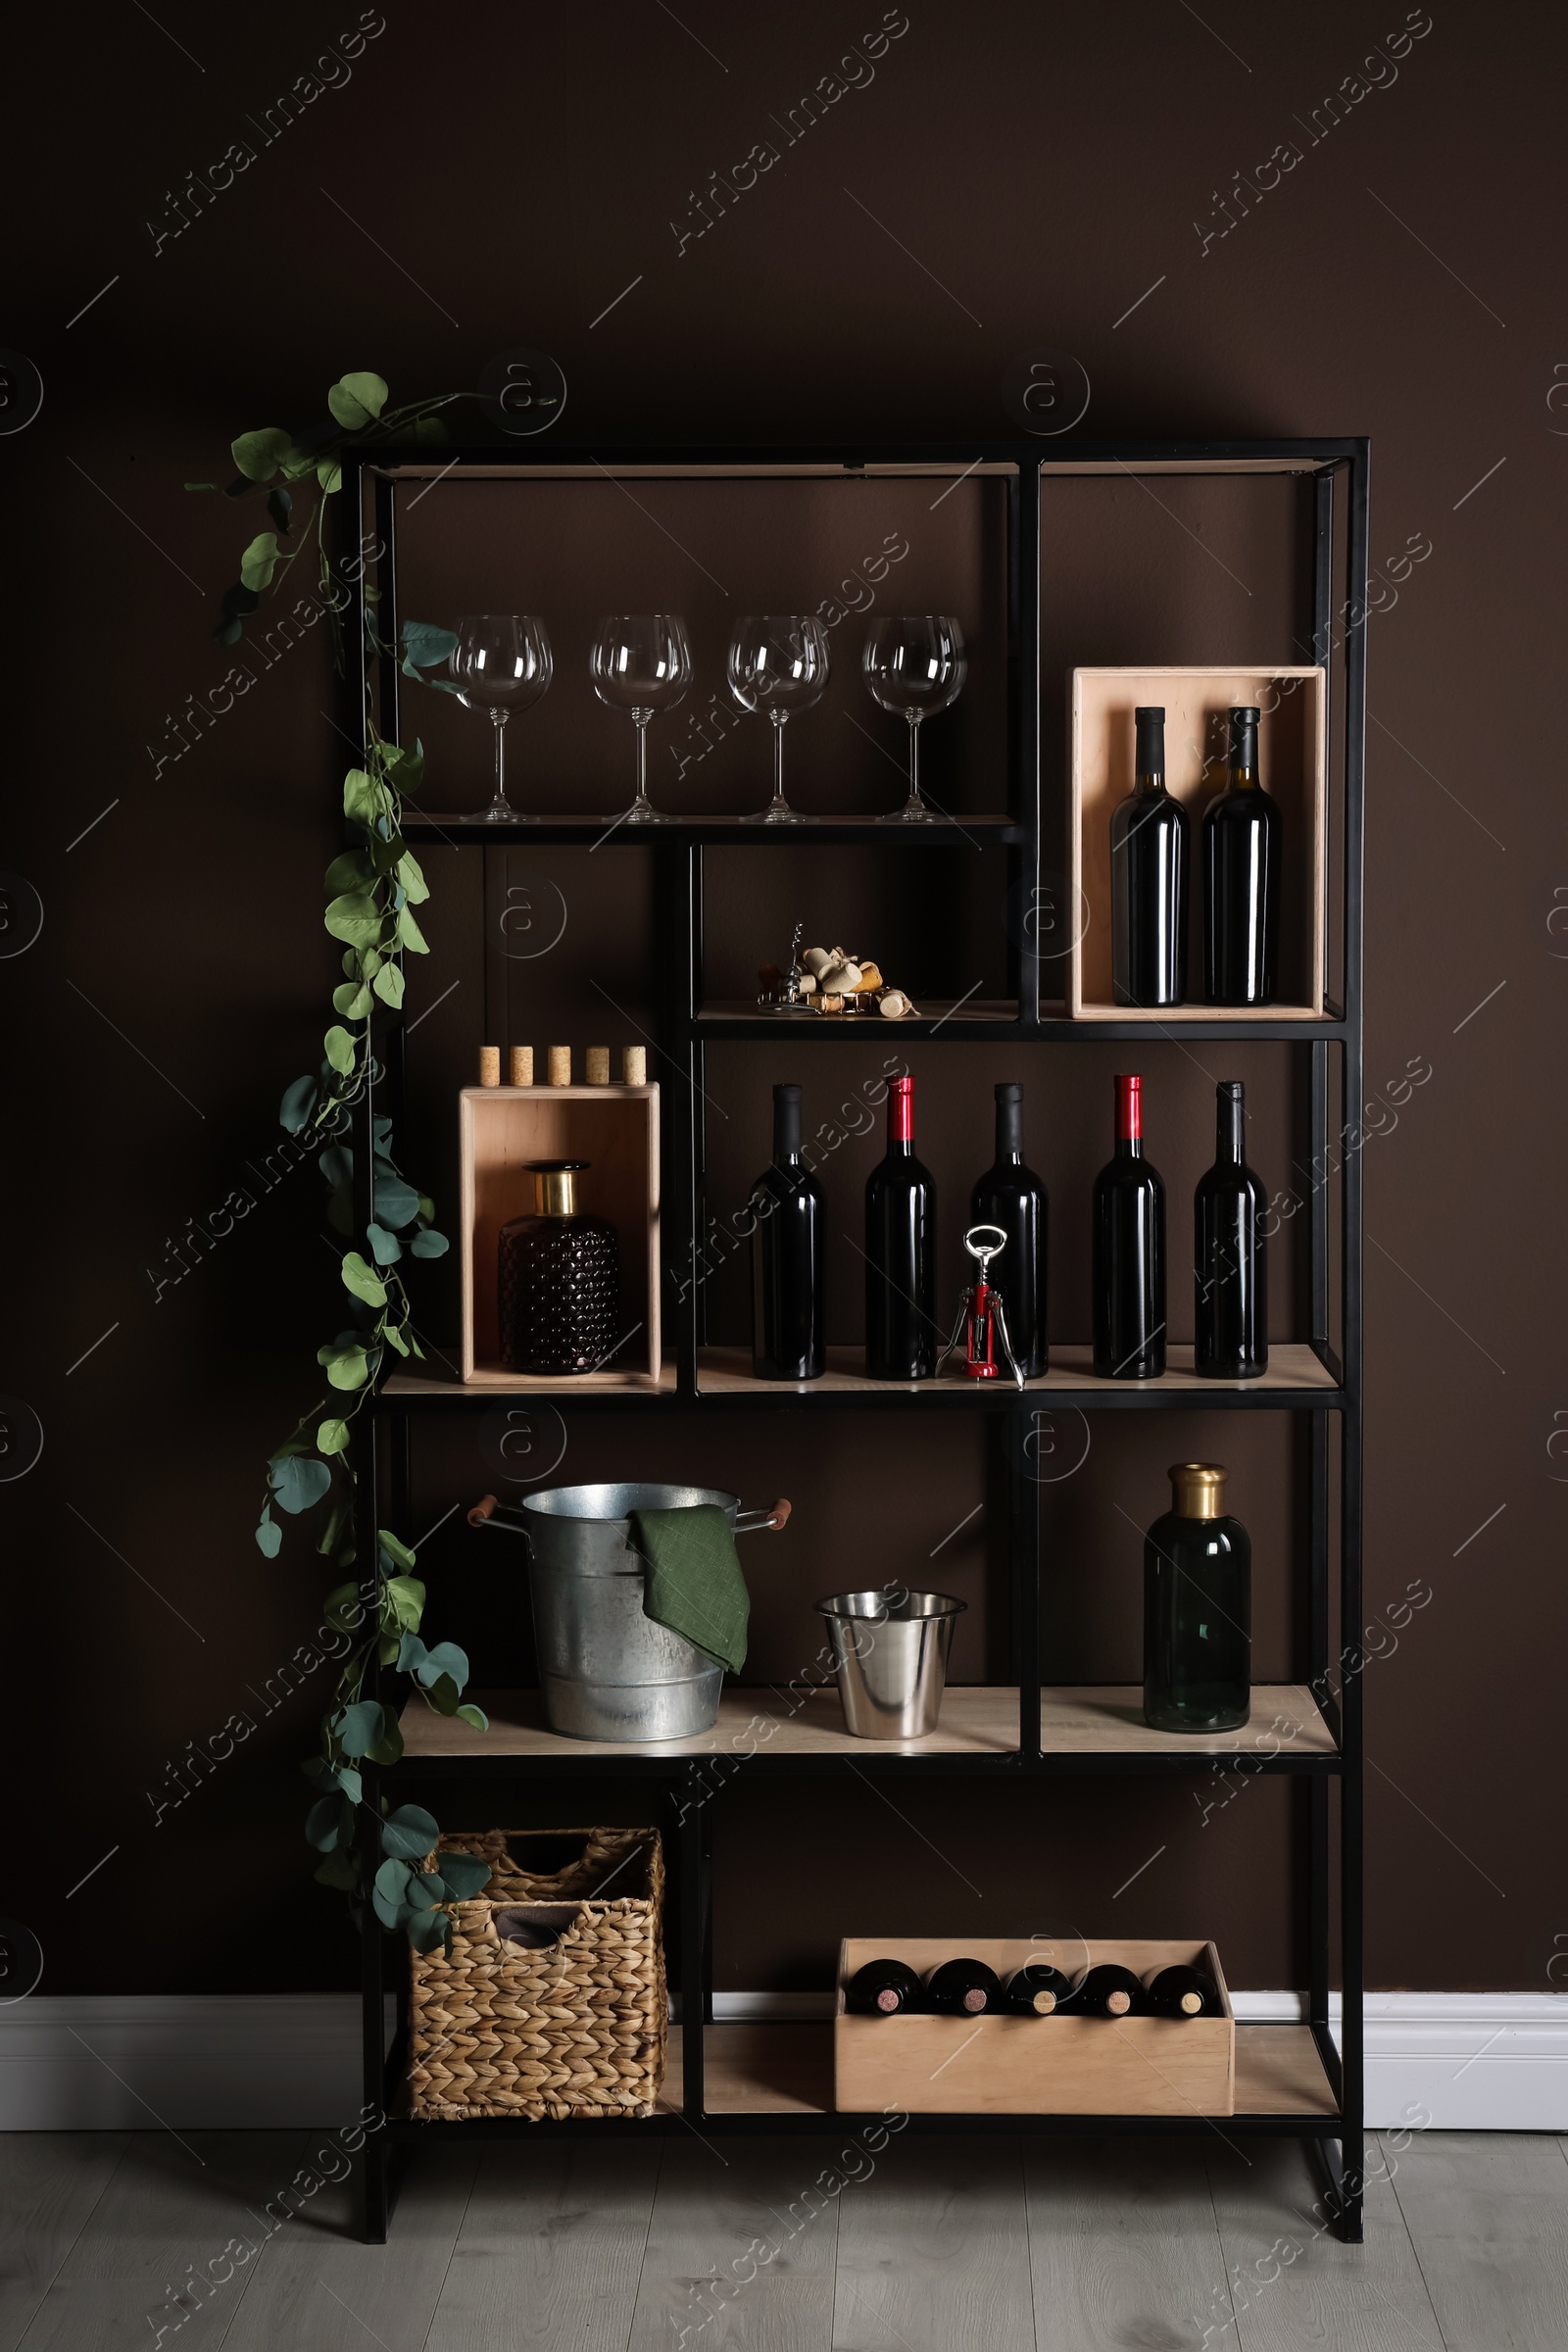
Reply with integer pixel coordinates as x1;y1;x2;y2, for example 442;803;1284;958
192;371;488;1949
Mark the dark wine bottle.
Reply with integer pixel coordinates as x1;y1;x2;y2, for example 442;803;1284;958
1203;706;1281;1005
846;1958;925;2016
923;1957;1001;2015
750;1083;825;1380
864;1074;936;1380
1142;1963;1215;2019
969;1083;1048;1376
1143;1462;1251;1733
1194;1080;1267;1380
1004;1962;1074;2016
1092;1074;1166;1379
1111;705;1188;1006
1071;1963;1144;2018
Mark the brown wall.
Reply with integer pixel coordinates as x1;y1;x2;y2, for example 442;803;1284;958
7;0;1562;1997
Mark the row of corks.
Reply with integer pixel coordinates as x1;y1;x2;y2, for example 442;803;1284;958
476;1045;649;1088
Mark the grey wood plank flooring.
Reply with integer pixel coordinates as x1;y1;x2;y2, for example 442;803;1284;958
15;2130;309;2352
626;2135;842;2352
1391;2131;1568;2352
0;2133;126;2351
831;2135;1035;2352
1023;2135;1233;2352
1204;2133;1446;2352
218;2142;479;2351
424;2142;661;2352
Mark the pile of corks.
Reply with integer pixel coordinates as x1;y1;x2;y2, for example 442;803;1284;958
477;1046;648;1088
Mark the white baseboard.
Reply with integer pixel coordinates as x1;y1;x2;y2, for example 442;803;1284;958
4;1992;1564;2132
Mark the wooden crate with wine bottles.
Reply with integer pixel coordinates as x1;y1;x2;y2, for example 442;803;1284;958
834;1936;1235;2115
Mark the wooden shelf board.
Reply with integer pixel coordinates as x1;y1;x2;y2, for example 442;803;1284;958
697;1342;1338;1396
381;1362;676;1400
396;1684;1335;1763
659;2023;1337;2117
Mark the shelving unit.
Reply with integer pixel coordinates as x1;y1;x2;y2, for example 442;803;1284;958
343;436;1367;2242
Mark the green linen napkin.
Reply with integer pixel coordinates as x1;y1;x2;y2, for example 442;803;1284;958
629;1503;750;1676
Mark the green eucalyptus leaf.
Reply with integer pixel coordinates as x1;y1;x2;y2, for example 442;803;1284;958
318;457;343;494
367;1713;405;1767
256;1508;282;1558
396;906;428;955
455;1702;490;1733
325;851;373;894
306;1794;353;1851
332;981;373;1019
395;851;429;905
322;1578;364;1632
231;425;292;481
438;1850;492;1898
340;1251;387;1307
335;1764;363;1804
408;1911;450;1955
323;1024;356;1075
385;1575;425;1629
329;371;389;428
335;1699;383;1758
269;1454;331;1515
343;768;379;822
425;1673;463;1717
323;892;385;949
410;1228;449;1258
318;1500;353;1559
399;621;458;671
419;1642;469;1691
382;1322;410;1355
373;1173;420;1228
239;531;279;591
281;444;320;481
366;1221;403;1265
371;961;405;1009
381;1802;439;1861
267;484;293;534
318;1342;369;1392
315;1850;360;1892
279;1074;318;1134
397;1632;429;1676
318;1416;351;1456
405;1872;444;1911
379;1530;417;1572
371;1856;411;1928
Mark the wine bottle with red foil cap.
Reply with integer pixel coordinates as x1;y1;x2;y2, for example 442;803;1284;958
846;1958;925;2016
864;1073;937;1379
923;1957;1001;2015
1092;1074;1166;1379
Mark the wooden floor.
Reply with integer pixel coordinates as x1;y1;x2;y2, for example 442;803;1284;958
5;2127;1565;2349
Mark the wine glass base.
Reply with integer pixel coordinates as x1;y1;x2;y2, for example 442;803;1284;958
621;801;670;824
742;807;818;824
468;800;528;823
878;802;936;824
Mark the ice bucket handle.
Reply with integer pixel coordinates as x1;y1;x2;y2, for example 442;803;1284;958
734;1497;791;1536
466;1494;528;1547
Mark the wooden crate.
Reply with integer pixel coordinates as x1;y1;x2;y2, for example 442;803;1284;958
458;1085;661;1388
1069;665;1326;1019
833;1936;1234;2116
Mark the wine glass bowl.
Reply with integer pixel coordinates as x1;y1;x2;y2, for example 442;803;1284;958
861;614;967;823
590;614;693;823
450;615;553;822
727;615;829;823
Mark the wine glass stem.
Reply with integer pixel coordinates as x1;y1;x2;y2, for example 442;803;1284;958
908;714;922;809
491;710;509;808
772;712;787;811
634;712;649;808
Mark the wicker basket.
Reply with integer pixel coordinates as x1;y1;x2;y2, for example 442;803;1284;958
408;1827;665;2121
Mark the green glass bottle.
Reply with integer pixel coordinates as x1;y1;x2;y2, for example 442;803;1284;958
1143;1462;1250;1732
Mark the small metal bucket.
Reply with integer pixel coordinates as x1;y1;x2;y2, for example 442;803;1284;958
815;1588;966;1740
470;1484;789;1741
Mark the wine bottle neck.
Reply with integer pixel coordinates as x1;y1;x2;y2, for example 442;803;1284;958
994;1091;1023;1161
1216;1087;1245;1163
1114;1075;1143;1152
887;1079;914;1148
772;1088;803;1166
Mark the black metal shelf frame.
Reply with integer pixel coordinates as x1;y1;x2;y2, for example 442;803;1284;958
342;436;1368;2245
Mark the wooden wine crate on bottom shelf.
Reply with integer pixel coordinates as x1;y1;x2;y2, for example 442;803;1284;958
458;1085;661;1387
834;1937;1235;2116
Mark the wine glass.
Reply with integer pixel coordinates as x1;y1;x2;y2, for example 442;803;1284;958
449;615;553;822
590;615;692;823
861;615;967;823
727;616;829;823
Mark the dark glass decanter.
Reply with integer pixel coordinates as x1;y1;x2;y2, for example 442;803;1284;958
498;1159;620;1375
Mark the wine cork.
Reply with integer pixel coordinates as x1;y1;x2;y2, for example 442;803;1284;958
478;1046;501;1088
548;1045;571;1087
622;1046;647;1087
510;1046;534;1087
585;1046;610;1087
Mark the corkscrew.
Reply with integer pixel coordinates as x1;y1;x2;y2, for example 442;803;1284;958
938;1223;1026;1389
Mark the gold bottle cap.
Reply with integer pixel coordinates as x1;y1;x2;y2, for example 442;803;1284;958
1169;1462;1227;1520
528;1158;587;1216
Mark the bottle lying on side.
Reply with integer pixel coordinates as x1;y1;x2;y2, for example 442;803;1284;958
923;1957;1002;2015
1069;1962;1146;2017
845;1958;926;2016
1003;1963;1075;2016
1141;1962;1219;2018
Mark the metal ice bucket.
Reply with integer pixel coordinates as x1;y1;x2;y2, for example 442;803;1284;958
470;1484;788;1741
815;1587;966;1740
